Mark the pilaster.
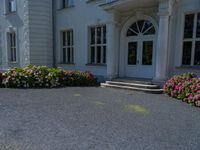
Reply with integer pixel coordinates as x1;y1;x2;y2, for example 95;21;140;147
106;12;119;79
154;0;175;81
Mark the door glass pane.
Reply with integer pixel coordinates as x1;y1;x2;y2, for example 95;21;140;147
196;13;200;38
143;27;156;35
137;20;145;32
182;42;192;65
142;20;153;33
194;41;200;65
184;14;194;39
142;41;153;65
127;23;138;37
127;29;137;36
128;42;137;65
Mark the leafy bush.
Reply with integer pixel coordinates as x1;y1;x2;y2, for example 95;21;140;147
164;73;200;107
1;65;97;88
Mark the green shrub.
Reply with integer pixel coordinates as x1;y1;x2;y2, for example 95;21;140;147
1;65;97;88
164;73;200;107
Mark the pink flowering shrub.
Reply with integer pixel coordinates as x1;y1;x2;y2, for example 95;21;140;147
1;65;97;88
164;73;200;107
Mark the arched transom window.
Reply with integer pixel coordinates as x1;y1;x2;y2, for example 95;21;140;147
127;20;156;37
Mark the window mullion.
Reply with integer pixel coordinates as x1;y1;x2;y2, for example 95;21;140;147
11;48;14;61
14;48;16;61
101;27;104;64
70;47;73;63
70;31;73;63
67;31;69;63
191;13;198;66
95;27;97;64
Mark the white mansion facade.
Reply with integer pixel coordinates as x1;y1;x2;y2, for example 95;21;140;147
0;0;200;81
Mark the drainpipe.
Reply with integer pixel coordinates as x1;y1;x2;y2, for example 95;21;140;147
52;0;56;68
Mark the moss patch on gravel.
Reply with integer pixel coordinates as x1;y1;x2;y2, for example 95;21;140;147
124;104;149;115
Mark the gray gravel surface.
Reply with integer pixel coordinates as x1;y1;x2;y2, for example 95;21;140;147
0;87;199;150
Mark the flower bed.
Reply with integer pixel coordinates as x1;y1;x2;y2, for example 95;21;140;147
164;73;200;107
0;65;97;88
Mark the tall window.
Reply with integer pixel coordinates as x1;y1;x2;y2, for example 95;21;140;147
182;13;200;66
89;25;106;64
62;30;74;63
62;0;74;8
7;0;16;13
8;32;17;62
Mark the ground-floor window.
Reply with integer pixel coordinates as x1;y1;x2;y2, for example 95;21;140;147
62;30;74;63
182;12;200;66
8;32;17;62
6;0;16;13
89;25;106;64
62;0;74;8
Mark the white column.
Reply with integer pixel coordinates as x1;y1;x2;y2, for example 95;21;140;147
107;21;118;79
154;0;174;81
154;15;170;80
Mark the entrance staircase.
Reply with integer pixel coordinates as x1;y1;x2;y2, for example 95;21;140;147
101;78;163;94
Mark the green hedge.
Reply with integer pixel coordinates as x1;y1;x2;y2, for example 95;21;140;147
0;65;97;88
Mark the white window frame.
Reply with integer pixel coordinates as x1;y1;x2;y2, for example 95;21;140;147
61;30;74;64
59;0;74;9
89;25;107;65
5;0;17;14
7;32;17;62
182;12;200;66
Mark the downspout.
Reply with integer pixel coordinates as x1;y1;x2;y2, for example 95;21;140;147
52;0;56;68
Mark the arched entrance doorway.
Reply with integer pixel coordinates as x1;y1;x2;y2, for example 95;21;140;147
119;16;158;79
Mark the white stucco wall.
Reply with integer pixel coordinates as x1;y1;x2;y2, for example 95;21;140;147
0;0;53;70
55;0;112;77
29;0;53;66
0;0;30;70
168;0;200;77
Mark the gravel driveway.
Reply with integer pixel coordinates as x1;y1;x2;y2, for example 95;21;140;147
0;87;199;150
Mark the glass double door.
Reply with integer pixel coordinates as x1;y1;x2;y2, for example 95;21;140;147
126;39;155;78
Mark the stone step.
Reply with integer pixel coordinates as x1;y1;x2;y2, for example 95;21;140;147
101;83;163;94
106;81;159;89
113;78;153;85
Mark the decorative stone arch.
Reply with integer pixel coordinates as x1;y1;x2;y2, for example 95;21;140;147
119;14;158;77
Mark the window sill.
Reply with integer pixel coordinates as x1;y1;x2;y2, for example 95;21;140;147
176;66;200;70
58;62;75;66
4;12;17;16
86;63;107;67
8;61;19;67
57;5;75;12
8;61;18;64
86;0;96;3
